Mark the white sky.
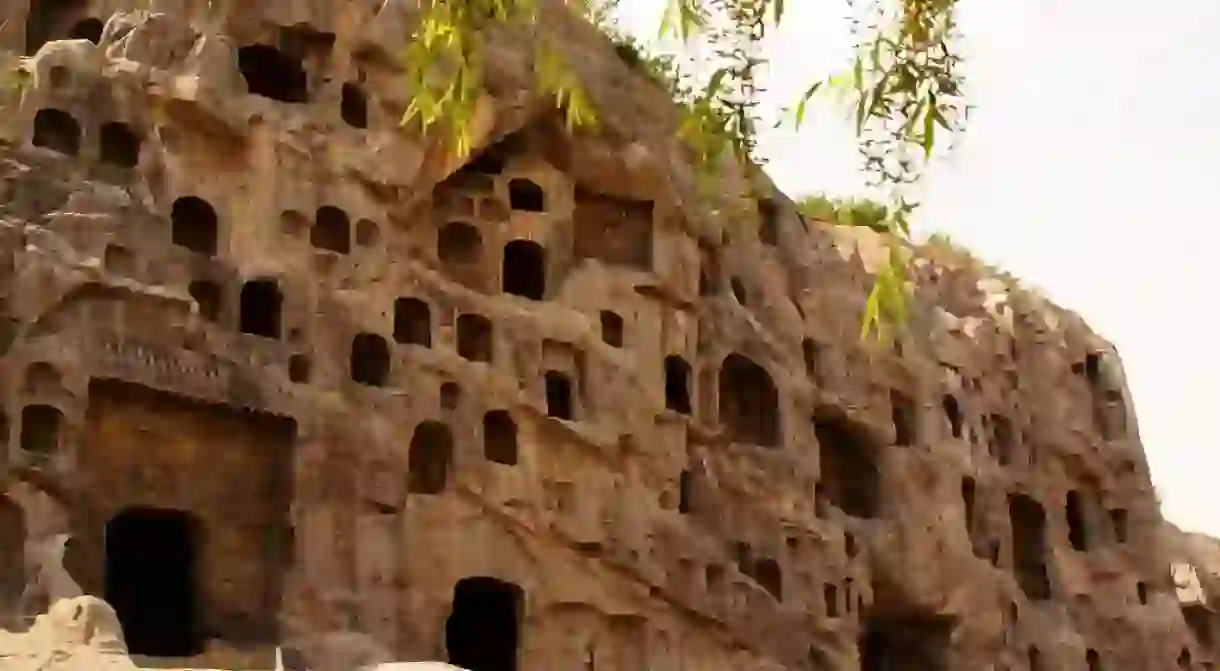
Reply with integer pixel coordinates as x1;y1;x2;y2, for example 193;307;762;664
614;0;1220;537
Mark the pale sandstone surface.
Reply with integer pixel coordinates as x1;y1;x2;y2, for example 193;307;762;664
0;596;463;671
0;1;1215;670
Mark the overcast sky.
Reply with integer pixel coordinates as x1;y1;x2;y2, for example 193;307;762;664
615;0;1220;537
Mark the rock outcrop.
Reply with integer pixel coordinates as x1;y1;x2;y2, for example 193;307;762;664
0;1;1215;670
0;594;468;670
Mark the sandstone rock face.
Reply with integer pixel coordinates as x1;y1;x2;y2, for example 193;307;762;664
0;1;1215;670
1164;525;1220;666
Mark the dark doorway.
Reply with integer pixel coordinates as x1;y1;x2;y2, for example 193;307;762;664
394;297;432;347
802;338;821;382
1184;603;1213;648
350;332;390;387
288;354;311;383
1110;508;1129;544
340;83;368;128
664;355;692;415
942;395;962;438
239;280;281;339
408;421;452;495
890;389;916;446
758;198;779;245
718;353;780;446
237;45;308;103
502;240;546;300
483;410;518;466
446;577;523;671
860;614;952;671
1066;490;1089;551
544;371;573;420
508;179;545;212
440;382;461;411
754;558;782;601
20;404;63;454
32;108;81;156
600;311;624;347
104;244;135;274
678;469;693;514
171;196;219;257
99;122;141;168
824;583;839;617
1009;493;1052;600
312;206;350;254
188;280;222;322
961;477;976;532
990;413;1015;465
815;412;880;518
456;314;493;363
68;17;103;43
439;222;482;265
105;507;202;657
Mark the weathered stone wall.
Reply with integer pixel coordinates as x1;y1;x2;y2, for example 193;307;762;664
0;1;1214;670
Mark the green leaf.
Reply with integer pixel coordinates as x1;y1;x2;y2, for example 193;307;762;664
922;93;936;158
792;80;821;128
659;0;703;42
861;283;881;340
658;0;676;38
707;67;730;95
855;91;869;136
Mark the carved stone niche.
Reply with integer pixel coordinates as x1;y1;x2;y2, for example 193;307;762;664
572;187;654;271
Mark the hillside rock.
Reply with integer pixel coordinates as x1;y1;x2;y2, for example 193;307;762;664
0;1;1215;670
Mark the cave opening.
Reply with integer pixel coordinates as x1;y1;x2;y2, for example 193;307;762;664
104;507;202;658
860;614;952;671
445;577;523;671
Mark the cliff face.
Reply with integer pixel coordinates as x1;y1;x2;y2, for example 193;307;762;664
0;1;1213;670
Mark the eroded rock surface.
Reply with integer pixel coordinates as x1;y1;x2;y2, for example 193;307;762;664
0;1;1216;670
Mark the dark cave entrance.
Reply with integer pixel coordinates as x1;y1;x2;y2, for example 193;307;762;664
445;576;523;671
104;507;202;657
860;614;952;671
502;240;546;300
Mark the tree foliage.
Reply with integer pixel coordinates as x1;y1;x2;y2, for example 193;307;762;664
797;193;890;233
401;0;966;338
401;0;598;158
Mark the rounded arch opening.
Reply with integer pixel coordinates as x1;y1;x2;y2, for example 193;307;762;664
439;221;482;264
350;332;390;387
32;108;81;156
718;353;780;447
409;421;453;495
239;279;282;339
502;240;545;300
483;410;518;466
312;206;351;254
171;196;219;256
237;45;307;103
